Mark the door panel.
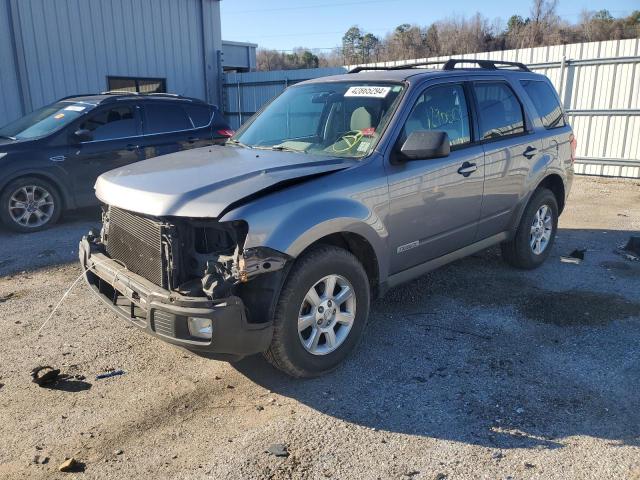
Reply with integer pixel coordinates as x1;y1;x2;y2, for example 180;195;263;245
478;136;542;238
65;104;143;206
386;82;485;275
387;146;485;273
471;80;542;239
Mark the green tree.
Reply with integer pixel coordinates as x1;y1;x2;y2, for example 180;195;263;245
342;26;363;64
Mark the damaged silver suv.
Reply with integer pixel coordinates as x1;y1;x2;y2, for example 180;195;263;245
80;59;575;377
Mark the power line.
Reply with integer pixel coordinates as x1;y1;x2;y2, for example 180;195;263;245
223;0;402;15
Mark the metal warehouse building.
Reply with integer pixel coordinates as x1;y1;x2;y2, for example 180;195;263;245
0;0;256;126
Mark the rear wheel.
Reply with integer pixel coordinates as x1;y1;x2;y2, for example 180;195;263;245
0;177;62;233
264;245;370;378
501;188;558;269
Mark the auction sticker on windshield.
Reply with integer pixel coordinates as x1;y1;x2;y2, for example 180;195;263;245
345;86;391;98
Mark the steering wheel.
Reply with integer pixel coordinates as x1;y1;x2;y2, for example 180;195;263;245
330;130;364;153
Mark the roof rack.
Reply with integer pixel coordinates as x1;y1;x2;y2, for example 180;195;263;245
99;91;188;99
442;59;530;71
348;58;530;73
100;90;140;95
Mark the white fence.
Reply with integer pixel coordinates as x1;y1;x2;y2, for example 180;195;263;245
224;38;640;178
349;38;640;178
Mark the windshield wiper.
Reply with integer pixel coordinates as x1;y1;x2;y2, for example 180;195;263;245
226;138;253;149
0;135;16;141
270;145;307;153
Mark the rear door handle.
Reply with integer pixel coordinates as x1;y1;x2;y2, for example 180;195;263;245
523;146;537;159
187;136;200;143
126;144;139;151
457;161;477;177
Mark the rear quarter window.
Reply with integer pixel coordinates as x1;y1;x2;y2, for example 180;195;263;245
521;80;566;129
184;104;213;128
143;103;192;134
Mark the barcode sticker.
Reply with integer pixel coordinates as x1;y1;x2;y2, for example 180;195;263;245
345;86;391;98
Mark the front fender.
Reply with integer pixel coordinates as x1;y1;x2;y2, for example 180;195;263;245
222;196;389;280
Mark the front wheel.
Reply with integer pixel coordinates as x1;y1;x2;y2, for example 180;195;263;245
501;188;559;269
0;177;62;233
264;245;370;378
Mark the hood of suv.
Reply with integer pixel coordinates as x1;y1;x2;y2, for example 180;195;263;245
95;146;356;218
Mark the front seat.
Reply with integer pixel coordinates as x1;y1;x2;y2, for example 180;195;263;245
350;106;373;131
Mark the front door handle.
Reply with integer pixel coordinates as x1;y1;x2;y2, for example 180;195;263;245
523;145;537;159
126;144;139;151
457;161;477;177
187;136;200;143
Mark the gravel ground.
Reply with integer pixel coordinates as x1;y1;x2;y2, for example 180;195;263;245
0;176;639;480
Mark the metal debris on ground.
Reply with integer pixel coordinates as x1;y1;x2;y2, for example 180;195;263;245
266;443;289;457
560;248;586;264
31;366;61;386
95;370;126;380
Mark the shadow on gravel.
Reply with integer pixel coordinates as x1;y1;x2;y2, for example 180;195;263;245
0;207;100;276
235;228;640;450
38;378;93;393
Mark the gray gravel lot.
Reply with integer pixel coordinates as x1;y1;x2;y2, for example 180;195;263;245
0;176;639;479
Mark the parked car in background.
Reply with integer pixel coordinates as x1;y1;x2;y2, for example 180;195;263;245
0;93;233;232
80;59;575;377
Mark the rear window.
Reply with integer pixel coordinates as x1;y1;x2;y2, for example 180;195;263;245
521;80;565;129
143;103;192;134
472;82;525;140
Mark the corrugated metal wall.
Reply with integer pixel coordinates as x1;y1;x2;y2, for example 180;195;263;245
0;0;222;125
0;1;23;123
223;67;347;128
222;40;257;72
224;39;640;178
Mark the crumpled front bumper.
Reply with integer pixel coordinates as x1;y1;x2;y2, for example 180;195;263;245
78;236;272;359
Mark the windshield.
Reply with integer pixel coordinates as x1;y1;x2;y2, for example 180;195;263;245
232;82;405;158
0;101;94;140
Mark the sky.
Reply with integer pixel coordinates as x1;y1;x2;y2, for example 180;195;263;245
220;0;638;51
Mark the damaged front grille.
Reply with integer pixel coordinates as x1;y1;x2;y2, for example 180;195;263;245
105;207;168;288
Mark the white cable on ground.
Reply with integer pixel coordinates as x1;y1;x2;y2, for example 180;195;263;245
36;257;126;336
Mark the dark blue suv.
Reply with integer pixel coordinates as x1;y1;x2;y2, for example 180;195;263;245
0;93;233;232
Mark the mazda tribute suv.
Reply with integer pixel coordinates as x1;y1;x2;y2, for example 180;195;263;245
80;59;575;377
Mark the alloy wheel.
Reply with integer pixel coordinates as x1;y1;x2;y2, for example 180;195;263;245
298;274;356;355
529;204;553;255
8;185;55;229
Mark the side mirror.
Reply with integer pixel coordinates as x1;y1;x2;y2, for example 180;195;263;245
399;130;450;161
73;129;93;143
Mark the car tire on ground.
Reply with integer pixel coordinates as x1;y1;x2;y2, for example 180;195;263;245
0;176;62;233
264;245;370;378
501;187;559;269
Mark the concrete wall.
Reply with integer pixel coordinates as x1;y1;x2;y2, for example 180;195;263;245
0;0;223;126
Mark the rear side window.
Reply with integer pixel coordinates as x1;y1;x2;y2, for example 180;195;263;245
184;104;213;128
79;106;137;141
143;103;192;134
472;82;525;140
521;80;565;129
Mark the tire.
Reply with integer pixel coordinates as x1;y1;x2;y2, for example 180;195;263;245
0;177;62;233
264;245;370;378
501;188;558;269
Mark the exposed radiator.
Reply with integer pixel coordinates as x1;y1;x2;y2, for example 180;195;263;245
105;207;167;288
